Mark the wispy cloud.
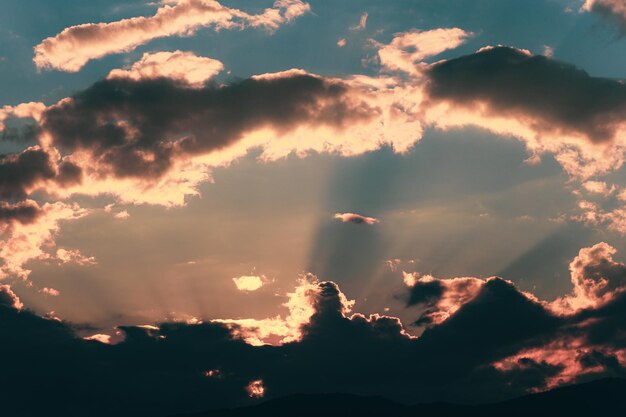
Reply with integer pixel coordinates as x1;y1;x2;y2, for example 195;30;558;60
33;0;310;72
334;212;380;225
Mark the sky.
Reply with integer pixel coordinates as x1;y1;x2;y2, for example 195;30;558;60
1;0;626;415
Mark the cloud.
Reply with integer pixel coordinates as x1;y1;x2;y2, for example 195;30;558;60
423;46;626;178
0;102;46;131
402;273;484;325
232;274;269;292
0;284;23;309
217;276;322;345
375;28;472;75
0;147;58;199
557;242;626;311
32;68;422;206
113;210;130;220
83;333;111;344
41;287;60;296
582;0;626;33
246;379;266;398
5;38;626;234
0;202;89;280
573;199;626;234
107;50;224;87
0;249;626;416
55;248;97;266
350;12;368;31
33;0;311;72
0;200;43;228
334;212;380;225
582;180;616;196
24;41;624;213
41;72;376;181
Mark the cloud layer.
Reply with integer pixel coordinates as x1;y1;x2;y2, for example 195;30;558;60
1;241;626;415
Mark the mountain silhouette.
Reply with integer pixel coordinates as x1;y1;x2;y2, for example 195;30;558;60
173;377;626;417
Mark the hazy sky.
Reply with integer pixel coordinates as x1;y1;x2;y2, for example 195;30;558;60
1;1;626;415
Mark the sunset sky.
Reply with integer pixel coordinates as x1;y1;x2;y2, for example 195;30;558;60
1;1;626;415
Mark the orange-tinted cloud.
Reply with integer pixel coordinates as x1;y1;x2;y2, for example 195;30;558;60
0;200;43;229
33;0;310;72
423;46;626;179
0;284;23;309
0;202;89;280
216;276;324;345
0;261;625;413
551;242;626;312
333;212;380;225
374;28;472;75
246;379;265;398
582;0;626;32
403;272;484;325
232;274;270;292
0;102;46;131
350;12;368;31
107;50;224;87
5;41;626;232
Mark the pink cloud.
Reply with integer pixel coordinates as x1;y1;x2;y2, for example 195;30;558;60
350;12;368;31
56;248;97;266
374;28;472;75
573;200;626;235
0;284;23;309
0;102;46;130
232;274;270;292
493;336;624;390
246;379;265;398
551;242;626;312
215;276;324;345
107;50;224;87
582;180;616;196
403;272;486;325
84;334;112;344
0;202;89;280
334;212;380;225
5;40;626;242
422;46;626;180
34;0;310;72
113;210;130;220
582;0;626;31
41;287;60;296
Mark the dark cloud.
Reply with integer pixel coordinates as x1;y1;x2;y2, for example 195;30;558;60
0;147;81;199
426;46;626;143
416;279;563;380
0;123;40;143
42;74;375;179
406;279;444;306
585;0;626;34
0;200;43;225
3;269;626;416
0;147;56;198
578;350;623;373
0;285;22;309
